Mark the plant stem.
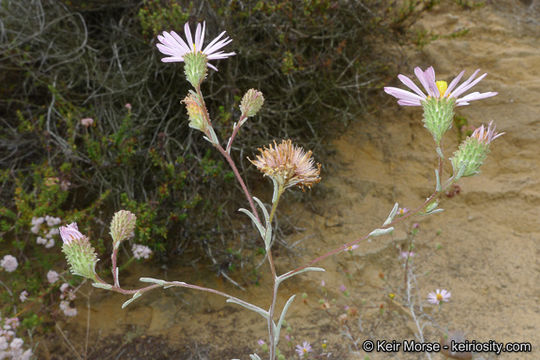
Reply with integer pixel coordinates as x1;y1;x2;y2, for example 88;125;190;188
267;185;284;360
195;84;261;223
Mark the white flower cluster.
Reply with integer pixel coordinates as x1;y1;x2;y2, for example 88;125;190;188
59;283;77;317
46;270;59;284
0;316;32;360
0;255;18;273
31;216;61;249
132;244;152;260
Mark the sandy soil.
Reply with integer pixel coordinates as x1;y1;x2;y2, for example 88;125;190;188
46;1;540;359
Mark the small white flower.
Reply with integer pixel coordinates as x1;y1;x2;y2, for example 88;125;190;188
45;216;62;227
132;244;152;260
30;225;41;234
45;238;55;249
47;270;60;284
36;236;47;245
9;338;23;350
60;301;77;317
81;117;94;127
31;217;44;226
19;291;28;302
0;336;8;350
46;228;60;238
0;255;18;273
60;283;70;293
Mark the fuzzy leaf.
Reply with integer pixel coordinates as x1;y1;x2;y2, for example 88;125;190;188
277;267;326;284
383;203;399;226
226;298;269;320
121;291;141;309
274;295;296;345
369;227;394;237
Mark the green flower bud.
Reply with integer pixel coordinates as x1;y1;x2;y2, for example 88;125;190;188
240;89;264;118
183;52;208;88
182;93;207;132
422;97;455;144
110;210;136;249
451;137;488;178
450;121;504;179
60;223;98;280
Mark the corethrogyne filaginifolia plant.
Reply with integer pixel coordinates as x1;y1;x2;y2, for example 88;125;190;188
58;21;502;360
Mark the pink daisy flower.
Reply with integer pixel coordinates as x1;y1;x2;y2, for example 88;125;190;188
427;289;451;304
295;341;313;358
470;121;505;144
156;21;236;71
384;67;497;107
59;223;85;245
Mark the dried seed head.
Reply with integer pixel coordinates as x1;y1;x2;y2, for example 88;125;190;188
249;139;321;190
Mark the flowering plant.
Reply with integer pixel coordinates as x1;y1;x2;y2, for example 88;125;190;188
58;22;502;360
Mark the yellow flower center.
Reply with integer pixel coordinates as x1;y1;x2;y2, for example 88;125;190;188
436;81;448;97
436;293;443;301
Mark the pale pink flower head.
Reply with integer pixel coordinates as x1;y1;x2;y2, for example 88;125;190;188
384;67;497;107
156;21;236;71
345;244;359;252
428;289;451;304
398;207;409;216
59;223;85;245
470;121;504;145
295;341;313;358
0;255;18;272
81;117;94;127
19;290;28;302
47;270;60;284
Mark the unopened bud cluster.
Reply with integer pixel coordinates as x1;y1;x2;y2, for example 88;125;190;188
183;93;207;132
240;89;264;118
110;210;137;249
450;121;503;178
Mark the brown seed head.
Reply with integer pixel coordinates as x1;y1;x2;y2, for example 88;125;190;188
249;139;321;190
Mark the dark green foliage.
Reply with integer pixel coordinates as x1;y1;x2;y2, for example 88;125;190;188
0;0;430;269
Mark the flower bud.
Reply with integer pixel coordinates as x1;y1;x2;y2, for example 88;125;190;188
240;89;264;118
183;52;208;88
183;93;207;132
60;223;99;280
422;96;455;144
110;210;136;249
450;121;503;179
